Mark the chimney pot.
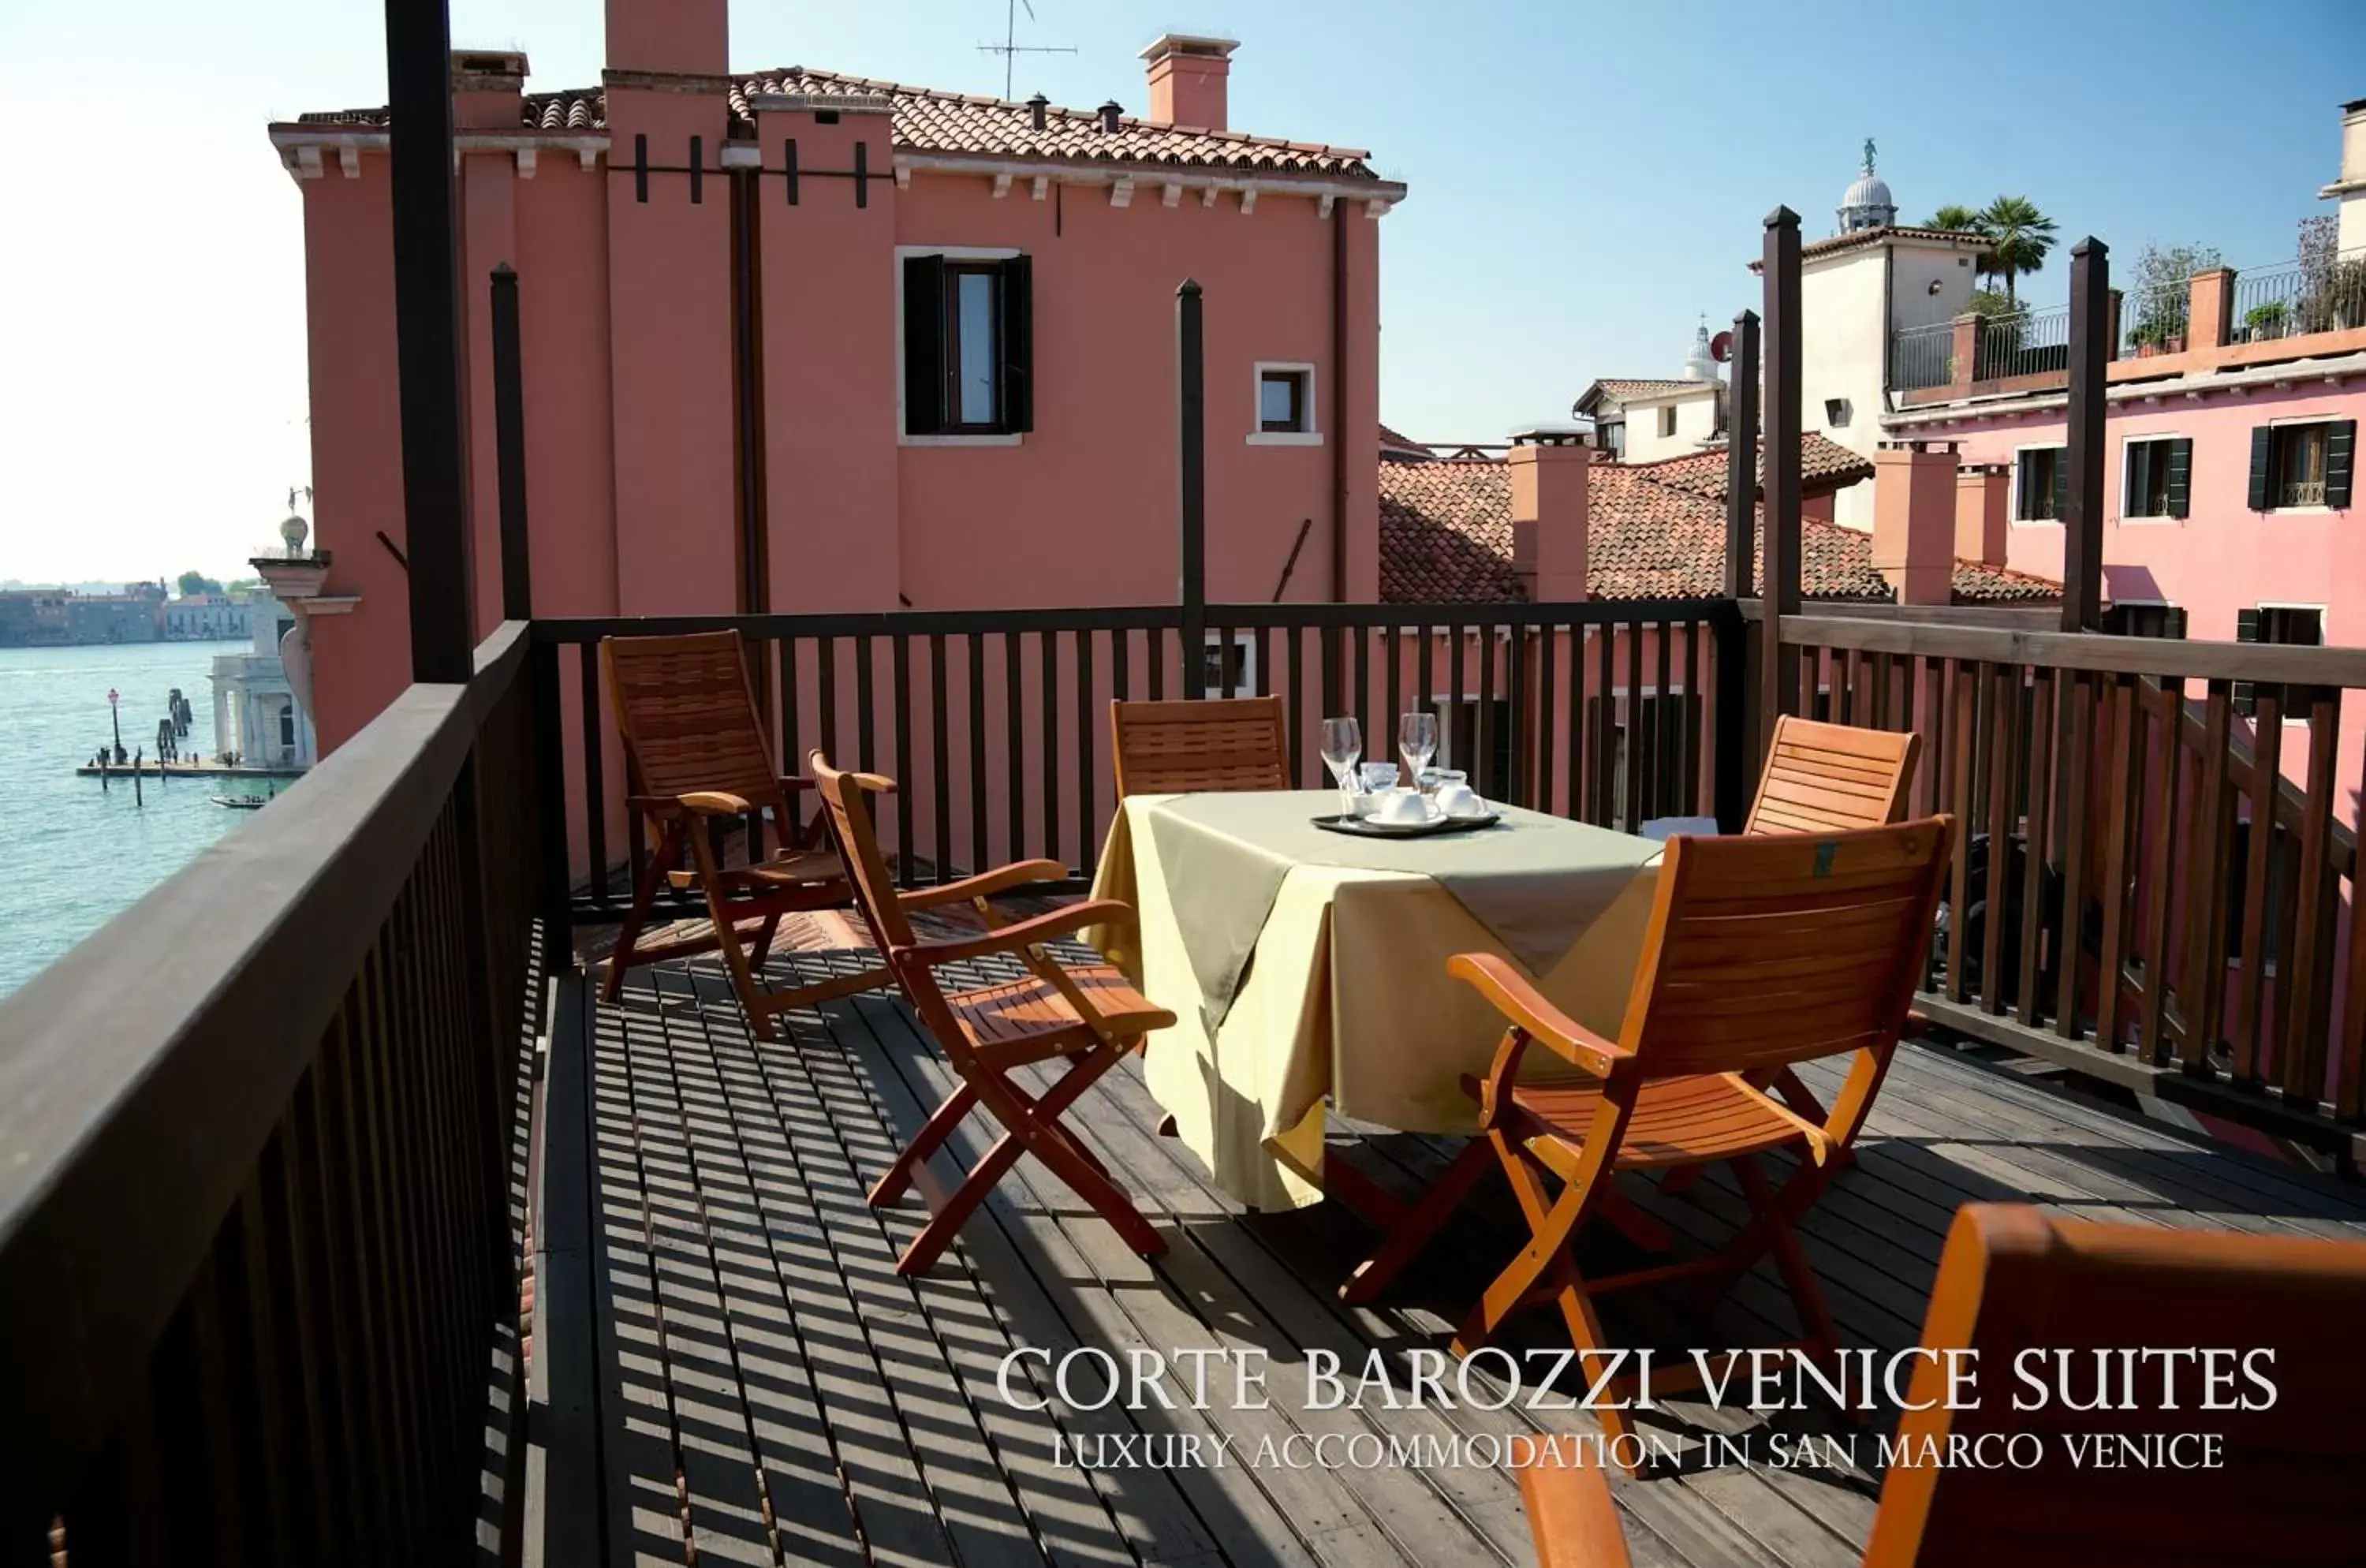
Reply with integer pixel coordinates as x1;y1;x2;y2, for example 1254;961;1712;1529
1097;99;1122;134
1140;33;1237;132
1027;91;1048;132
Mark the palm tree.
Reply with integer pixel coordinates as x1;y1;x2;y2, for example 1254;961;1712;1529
1928;203;1985;233
1977;196;2058;304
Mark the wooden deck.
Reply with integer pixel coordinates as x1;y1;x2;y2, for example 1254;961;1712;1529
530;917;2366;1568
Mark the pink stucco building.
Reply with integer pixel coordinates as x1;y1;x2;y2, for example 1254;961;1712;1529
271;1;1402;755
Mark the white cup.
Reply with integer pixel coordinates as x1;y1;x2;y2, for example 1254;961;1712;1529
1371;789;1432;826
1436;782;1484;818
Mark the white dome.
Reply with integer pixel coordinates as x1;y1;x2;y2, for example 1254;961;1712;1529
1841;172;1893;211
1836;136;1897;233
1681;319;1720;382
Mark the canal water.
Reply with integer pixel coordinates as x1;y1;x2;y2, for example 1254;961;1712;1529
0;641;255;999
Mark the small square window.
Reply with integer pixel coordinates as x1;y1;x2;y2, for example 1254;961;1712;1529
1260;368;1310;433
1657;405;1677;439
1823;398;1851;428
1202;633;1256;697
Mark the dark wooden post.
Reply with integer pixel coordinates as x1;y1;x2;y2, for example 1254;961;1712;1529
1177;279;1207;697
1759;208;1803;757
1715;308;1761;828
2062;237;2110;633
491;266;531;624
386;0;472;682
493;266;573;945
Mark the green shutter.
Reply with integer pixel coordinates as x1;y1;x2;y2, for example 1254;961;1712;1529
2165;606;2188;640
2326;419;2356;511
2246;425;2273;510
2166;439;2192;518
901;254;946;435
2233;607;2262;717
996;254;1034;434
2051;449;2069;521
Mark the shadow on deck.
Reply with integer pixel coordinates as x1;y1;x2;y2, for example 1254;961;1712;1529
529;920;2366;1568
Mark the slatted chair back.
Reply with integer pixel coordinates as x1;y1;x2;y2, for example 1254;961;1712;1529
1110;696;1289;797
1617;818;1953;1095
602;630;789;819
1745;715;1920;836
807;752;919;956
1864;1204;2366;1568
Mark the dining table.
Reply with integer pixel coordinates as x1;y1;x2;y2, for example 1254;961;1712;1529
1084;790;1665;1226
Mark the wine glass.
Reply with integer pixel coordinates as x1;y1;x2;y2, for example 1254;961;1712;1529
1319;716;1362;819
1398;711;1439;791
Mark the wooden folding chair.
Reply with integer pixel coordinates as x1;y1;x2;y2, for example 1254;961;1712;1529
808;751;1175;1275
1446;819;1954;1470
1513;1201;2366;1565
599;631;889;1040
1744;714;1921;836
1731;714;1924;1141
1110;695;1289;797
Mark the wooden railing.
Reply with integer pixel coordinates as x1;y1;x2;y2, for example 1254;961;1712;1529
1775;613;2366;1156
0;622;546;1564
533;598;1744;921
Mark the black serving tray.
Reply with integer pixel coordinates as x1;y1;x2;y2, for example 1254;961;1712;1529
1312;810;1502;839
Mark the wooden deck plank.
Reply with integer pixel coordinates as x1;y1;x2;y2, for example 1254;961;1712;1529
613;991;789;1566
711;975;1150;1568
539;923;2366;1568
846;985;1412;1567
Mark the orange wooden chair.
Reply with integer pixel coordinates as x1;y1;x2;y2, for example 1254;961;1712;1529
1734;715;1924;1139
1443;819;1954;1468
599;631;889;1040
1110;696;1289;797
1744;715;1921;836
808;750;1175;1275
1514;1201;2366;1566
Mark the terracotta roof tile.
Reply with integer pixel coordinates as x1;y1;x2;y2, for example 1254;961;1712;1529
299;68;1383;179
1747;225;1990;270
1621;433;1872;502
1376;461;1524;603
1572;378;1711;416
1376;445;2058;607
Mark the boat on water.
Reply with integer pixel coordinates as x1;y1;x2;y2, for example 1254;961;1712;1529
209;791;271;810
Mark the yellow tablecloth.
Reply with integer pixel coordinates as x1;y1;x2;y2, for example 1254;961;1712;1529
1088;793;1662;1210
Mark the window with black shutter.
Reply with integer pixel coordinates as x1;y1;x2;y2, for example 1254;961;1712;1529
901;252;1036;436
2099;603;2185;639
2122;436;2189;520
2248;420;2353;510
2015;446;2066;521
2233;605;2322;717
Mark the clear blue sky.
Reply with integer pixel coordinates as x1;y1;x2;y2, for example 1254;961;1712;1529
3;0;2360;582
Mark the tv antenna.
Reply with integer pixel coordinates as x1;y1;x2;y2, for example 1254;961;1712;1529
978;0;1074;102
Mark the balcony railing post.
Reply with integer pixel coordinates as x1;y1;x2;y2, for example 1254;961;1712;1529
1759;207;1803;759
491;265;531;625
2063;237;2110;633
1719;308;1760;828
385;0;472;684
1177;279;1207;698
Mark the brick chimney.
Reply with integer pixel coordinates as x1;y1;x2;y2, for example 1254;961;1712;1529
451;50;527;130
1508;430;1591;603
1954;463;2010;567
1872;440;1960;606
607;0;726;76
1140;35;1237;131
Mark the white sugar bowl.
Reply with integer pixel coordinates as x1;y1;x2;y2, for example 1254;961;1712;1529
1436;782;1484;818
1371;789;1433;826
